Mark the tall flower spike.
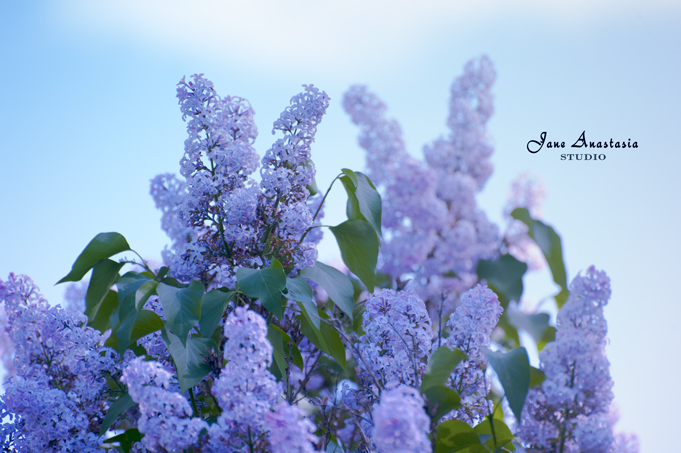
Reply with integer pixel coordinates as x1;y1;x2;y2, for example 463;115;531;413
445;283;503;425
518;266;615;452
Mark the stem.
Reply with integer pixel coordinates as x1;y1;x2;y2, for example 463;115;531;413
188;387;199;417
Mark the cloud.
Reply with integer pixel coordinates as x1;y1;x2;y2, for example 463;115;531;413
55;0;679;76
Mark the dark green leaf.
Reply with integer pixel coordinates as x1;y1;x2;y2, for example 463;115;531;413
483;347;530;423
157;280;204;347
58;232;131;283
435;419;483;453
421;346;467;391
267;325;304;384
354;171;382;238
88;290;120;334
84;259;124;331
116;273;157;352
507;310;551;344
511;208;569;307
298;308;346;371
329;219;379;292
537;326;556;351
286;278;319;329
162;328;216;393
424;386;461;421
199;289;234;337
129;310;164;345
497;314;520;349
477;254;527;308
299;261;354;320
341;168;358;186
474;418;514;450
530;366;546;388
100;393;136;435
306;177;319;196
236;260;286;319
102;428;142;452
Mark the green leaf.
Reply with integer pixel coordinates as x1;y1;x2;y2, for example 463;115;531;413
299;261;354;320
424;386;461;421
354;172;382;238
474;418;515;450
129;310;164;345
199;289;235;337
116;273;157;352
267;325;304;383
58;232;131;283
340;172;382;239
483;347;530;423
286;278;320;329
507;310;551;344
100;393;136;435
102;428;142;452
87;289;120;334
341;168;358;186
421;346;467;392
84;259;124;331
157;280;204;347
435;419;483;453
298;308;346;371
306;177;319;196
530;366;546;388
537;326;556;351
236;260;287;319
511;208;569;307
162;328;216;393
329;219;379;292
477;254;527;308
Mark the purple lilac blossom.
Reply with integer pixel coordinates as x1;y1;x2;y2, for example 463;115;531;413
121;357;208;452
207;307;280;450
0;273;115;452
264;402;318;453
355;289;432;390
371;384;431;453
445;283;503;425
518;266;615;453
343;57;499;314
154;76;329;287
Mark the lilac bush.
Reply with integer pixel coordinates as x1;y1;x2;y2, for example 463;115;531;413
0;58;637;453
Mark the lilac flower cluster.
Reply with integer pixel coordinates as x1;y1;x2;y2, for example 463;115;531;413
343;57;499;313
154;75;329;289
371;384;431;453
518;267;615;452
355;289;433;389
445;283;503;425
0;273;116;452
121;357;208;452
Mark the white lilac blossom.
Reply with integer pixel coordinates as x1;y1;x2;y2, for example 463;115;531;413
445;283;503;425
343;57;499;312
264;402;318;453
518;267;615;453
121;357;208;452
355;289;432;389
0;273;115;452
371;384;432;453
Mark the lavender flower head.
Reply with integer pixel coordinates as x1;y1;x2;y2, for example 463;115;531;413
356;289;433;389
121;357;208;452
445;283;503;425
371;384;432;453
264;402;318;453
0;273;115;452
518;266;615;452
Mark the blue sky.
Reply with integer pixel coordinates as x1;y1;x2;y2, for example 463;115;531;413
1;1;680;449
